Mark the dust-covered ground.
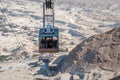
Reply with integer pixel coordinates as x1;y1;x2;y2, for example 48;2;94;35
0;0;120;80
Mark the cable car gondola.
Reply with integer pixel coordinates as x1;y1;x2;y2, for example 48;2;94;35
38;0;59;53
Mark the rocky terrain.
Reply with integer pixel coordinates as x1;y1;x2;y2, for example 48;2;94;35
60;27;120;79
0;0;120;56
0;0;120;80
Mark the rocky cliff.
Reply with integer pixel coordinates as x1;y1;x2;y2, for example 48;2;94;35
60;27;120;73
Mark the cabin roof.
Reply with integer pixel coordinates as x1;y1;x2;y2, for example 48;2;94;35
39;28;59;37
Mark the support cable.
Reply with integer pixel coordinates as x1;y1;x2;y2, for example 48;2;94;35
0;0;25;51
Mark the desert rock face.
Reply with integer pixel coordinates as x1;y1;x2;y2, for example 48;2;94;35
0;0;120;80
61;27;120;73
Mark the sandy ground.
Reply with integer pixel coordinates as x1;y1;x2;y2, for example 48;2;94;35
0;0;120;80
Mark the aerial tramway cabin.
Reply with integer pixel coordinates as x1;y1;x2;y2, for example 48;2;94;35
38;0;59;53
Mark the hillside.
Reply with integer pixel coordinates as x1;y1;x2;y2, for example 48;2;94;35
0;0;120;80
61;27;120;73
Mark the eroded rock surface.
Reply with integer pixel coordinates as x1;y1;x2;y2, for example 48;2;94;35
61;27;120;73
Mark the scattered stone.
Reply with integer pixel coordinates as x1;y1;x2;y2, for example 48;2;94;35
72;75;80;80
28;61;38;68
